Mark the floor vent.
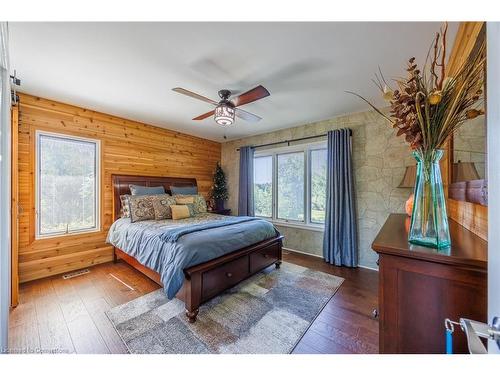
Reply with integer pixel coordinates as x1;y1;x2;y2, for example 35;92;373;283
62;269;90;279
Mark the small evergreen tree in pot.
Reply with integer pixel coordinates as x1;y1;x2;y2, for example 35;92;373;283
211;162;228;210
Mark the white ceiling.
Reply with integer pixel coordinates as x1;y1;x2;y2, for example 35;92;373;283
9;22;458;142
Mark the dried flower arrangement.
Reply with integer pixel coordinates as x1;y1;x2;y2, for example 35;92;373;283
348;23;486;248
348;22;485;155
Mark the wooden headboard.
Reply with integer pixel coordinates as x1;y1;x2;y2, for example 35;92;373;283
112;174;198;220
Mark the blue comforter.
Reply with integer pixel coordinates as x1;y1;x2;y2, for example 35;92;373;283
106;213;278;299
159;216;260;242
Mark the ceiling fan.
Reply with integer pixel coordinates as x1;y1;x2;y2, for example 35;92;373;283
172;85;270;126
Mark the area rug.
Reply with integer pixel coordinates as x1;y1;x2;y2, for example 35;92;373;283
106;262;344;354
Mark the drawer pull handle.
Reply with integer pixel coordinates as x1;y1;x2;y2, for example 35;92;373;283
263;254;269;258
226;272;233;278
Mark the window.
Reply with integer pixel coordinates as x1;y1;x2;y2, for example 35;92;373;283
253;142;327;228
36;131;100;238
253;156;273;217
310;149;327;223
277;152;304;221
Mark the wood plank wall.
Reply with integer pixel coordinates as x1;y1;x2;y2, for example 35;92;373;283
16;93;221;282
445;22;488;240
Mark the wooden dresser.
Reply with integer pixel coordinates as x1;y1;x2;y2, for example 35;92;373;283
372;214;487;354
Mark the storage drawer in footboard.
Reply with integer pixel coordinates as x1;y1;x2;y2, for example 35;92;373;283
249;243;280;273
201;255;249;300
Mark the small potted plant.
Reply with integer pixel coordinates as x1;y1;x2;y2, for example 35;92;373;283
211;162;228;211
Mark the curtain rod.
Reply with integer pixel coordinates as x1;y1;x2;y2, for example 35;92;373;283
235;129;352;152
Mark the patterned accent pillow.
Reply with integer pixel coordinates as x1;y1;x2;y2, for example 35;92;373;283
170;204;195;220
120;194;131;218
185;203;197;216
152;195;177;220
174;194;207;214
128;195;157;223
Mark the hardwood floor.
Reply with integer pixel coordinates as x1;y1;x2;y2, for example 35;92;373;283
286;251;379;354
8;251;379;354
9;261;158;354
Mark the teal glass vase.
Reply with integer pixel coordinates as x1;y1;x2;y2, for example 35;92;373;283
408;149;451;248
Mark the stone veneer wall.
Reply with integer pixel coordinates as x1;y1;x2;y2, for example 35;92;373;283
221;109;414;269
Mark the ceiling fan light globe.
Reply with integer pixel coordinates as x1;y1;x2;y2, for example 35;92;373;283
215;117;233;126
214;103;235;126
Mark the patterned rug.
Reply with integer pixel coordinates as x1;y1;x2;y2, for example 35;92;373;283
106;262;344;354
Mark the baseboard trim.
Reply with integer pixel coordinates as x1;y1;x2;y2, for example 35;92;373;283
283;247;379;272
282;247;323;259
358;264;379;272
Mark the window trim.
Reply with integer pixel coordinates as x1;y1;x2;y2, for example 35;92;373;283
253;140;327;230
35;130;101;239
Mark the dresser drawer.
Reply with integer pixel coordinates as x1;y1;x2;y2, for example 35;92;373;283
249;244;280;273
202;255;249;300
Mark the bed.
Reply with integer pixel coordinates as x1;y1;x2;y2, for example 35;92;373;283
108;174;283;323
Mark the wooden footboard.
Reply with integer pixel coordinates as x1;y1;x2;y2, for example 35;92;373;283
114;235;283;322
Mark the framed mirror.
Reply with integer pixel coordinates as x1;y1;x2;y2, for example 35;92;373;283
448;25;487;206
449;116;487;205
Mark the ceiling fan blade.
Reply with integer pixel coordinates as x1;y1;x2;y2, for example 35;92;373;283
235;108;262;123
193;110;215;120
231;85;270;107
172;87;218;106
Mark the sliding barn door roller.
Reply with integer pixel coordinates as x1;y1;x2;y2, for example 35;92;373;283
10;69;21;104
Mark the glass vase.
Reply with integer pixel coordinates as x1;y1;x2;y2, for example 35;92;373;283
408;149;451;248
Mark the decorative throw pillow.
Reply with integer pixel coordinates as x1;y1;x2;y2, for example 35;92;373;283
175;196;195;205
170;185;198;195
174;194;207;213
129;184;166;196
170;204;195;220
152;195;177;220
193;194;208;213
128;195;157;222
185;203;197;216
120;194;131;218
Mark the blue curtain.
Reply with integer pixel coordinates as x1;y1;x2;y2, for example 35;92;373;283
238;146;254;216
323;129;358;267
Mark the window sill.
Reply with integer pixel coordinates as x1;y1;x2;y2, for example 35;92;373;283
263;219;325;232
35;227;101;241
